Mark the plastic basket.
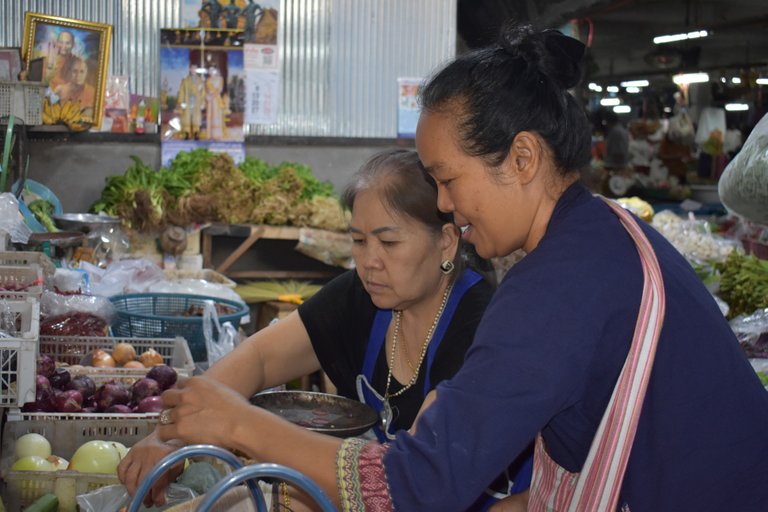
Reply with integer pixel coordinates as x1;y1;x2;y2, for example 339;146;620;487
0;264;44;300
1;415;157;510
39;335;195;377
0;298;40;407
110;293;249;362
0;80;46;126
0;251;56;277
3;471;119;511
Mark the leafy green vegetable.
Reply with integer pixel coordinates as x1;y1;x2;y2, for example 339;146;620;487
89;149;344;231
756;371;768;387
716;251;768;318
28;199;58;232
274;161;335;199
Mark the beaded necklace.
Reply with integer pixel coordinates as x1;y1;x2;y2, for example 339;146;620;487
381;283;453;423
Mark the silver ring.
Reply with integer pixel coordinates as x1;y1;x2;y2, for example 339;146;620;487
159;408;173;425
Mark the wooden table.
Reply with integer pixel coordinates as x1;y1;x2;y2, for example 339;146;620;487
201;224;342;280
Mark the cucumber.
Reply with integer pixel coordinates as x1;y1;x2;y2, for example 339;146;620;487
25;493;59;512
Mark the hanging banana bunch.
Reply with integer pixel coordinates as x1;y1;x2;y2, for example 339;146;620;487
42;98;91;132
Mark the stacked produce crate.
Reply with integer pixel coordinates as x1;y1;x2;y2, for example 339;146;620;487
0;252;195;511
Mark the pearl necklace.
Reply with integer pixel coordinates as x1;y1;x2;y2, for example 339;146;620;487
384;283;453;402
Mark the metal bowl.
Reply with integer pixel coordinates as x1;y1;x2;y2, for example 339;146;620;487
52;213;122;233
250;390;378;438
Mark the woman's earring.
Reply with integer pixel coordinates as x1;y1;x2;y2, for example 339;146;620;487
440;260;455;275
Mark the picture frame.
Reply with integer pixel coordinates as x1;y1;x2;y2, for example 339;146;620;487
0;47;22;81
21;12;112;127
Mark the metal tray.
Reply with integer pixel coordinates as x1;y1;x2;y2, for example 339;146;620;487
52;213;121;233
250;390;377;438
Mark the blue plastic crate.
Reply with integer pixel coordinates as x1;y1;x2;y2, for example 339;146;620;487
109;293;248;362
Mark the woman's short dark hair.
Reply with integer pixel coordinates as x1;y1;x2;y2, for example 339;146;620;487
419;23;592;177
342;148;493;284
342;148;451;236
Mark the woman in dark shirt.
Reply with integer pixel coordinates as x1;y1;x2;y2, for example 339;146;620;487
119;149;530;508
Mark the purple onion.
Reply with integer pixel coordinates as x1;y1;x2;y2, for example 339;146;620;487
146;365;178;391
136;395;164;413
36;354;56;379
93;381;130;412
49;367;71;390
66;375;96;400
130;378;160;405
22;375;55;412
54;389;83;413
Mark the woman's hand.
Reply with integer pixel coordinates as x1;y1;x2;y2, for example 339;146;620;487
117;430;184;507
155;376;252;449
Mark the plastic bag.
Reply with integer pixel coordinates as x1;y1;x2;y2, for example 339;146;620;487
40;289;116;322
695;107;726;146
0;299;14;337
148;279;245;306
84;258;165;297
667;112;695;145
54;267;89;294
651;210;741;264
76;483;197;512
203;300;239;366
718;113;768;225
0;192;32;244
730;307;768;350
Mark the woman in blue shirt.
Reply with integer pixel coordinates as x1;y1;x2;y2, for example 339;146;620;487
120;149;530;509
148;23;768;511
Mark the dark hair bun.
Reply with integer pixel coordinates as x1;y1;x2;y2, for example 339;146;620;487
498;23;585;90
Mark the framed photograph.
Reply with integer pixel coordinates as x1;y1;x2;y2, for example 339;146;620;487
0;47;22;81
22;12;112;127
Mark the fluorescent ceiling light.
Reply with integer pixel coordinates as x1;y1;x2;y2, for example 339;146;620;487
606;85;620;93
725;103;749;111
757;78;768;85
673;72;709;85
620;80;649;87
613;105;632;114
654;29;708;45
588;82;603;92
731;77;742;84
600;98;621;106
625;86;641;93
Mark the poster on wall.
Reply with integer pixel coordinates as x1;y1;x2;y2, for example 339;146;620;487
397;77;423;139
159;28;245;166
179;0;281;126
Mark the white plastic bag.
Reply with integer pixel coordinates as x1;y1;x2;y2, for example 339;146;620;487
86;258;165;297
695;107;726;145
718;113;768;224
203;300;239;366
667;112;695;145
0;192;31;244
76;483;196;512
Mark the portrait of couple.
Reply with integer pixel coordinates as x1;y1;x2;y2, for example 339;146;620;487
160;34;245;142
